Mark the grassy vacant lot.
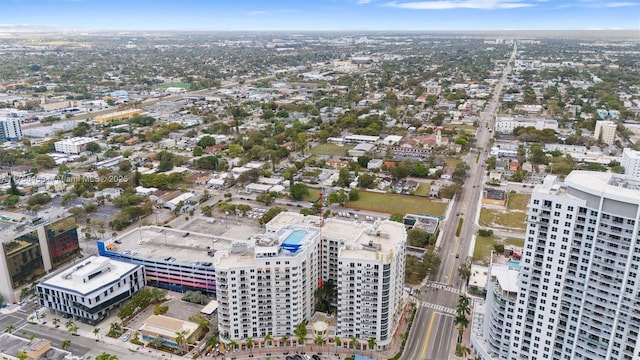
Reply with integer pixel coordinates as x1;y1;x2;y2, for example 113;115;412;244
479;208;527;230
302;188;322;202
507;193;531;211
152;82;191;90
473;235;495;263
310;143;354;157
347;191;447;216
414;183;431;196
505;238;525;247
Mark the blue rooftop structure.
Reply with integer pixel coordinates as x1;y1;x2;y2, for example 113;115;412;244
354;355;375;360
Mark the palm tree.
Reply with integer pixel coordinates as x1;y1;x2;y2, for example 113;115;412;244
52;318;61;328
95;352;119;360
280;335;289;347
454;314;469;329
109;322;122;337
264;333;273;347
455;343;472;358
61;339;71;350
93;327;101;341
175;330;187;355
68;325;79;336
5;324;15;334
367;337;377;356
333;335;341;348
314;335;325;347
349;336;358;350
206;335;219;350
16;350;27;360
246;337;254;353
457;294;471;317
294;322;307;346
457;326;466;344
65;319;75;330
229;340;238;352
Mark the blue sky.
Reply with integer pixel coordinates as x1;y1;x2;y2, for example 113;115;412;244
1;0;639;31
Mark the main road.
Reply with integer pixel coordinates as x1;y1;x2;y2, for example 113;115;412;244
401;43;517;360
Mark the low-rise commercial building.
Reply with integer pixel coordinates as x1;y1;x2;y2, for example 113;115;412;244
37;256;145;324
0;118;23;142
138;314;199;350
54;137;97;154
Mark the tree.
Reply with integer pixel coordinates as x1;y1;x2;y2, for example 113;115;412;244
175;330;187;355
264;333;273;347
294;322;307;345
93;327;101;341
34;154;56;168
349;336;358;349
259;207;285;225
327;189;348;206
334;336;341;348
8;176;22;196
457;294;471;317
52;318;60;328
3;195;20;208
454;314;469;329
60;339;71;350
16;350;27;360
367;337;377;355
195;155;220;170
358;173;376;188
289;182;308;201
96;352;118;360
389;163;410;180
197;136;216;147
5;324;15;333
348;188;359;201
337;167;351;187
246;337;254;353
193;145;204;156
86;142;101;153
117;160;132;172
455;343;471;358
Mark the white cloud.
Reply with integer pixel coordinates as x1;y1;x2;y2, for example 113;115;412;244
357;0;376;4
247;10;269;16
604;2;639;7
383;0;536;9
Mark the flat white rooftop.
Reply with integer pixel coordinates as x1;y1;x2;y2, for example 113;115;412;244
40;256;140;295
491;263;519;293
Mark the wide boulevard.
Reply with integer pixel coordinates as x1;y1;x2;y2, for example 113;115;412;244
401;43;517;360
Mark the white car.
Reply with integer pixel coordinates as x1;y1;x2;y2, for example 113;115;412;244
122;332;131;342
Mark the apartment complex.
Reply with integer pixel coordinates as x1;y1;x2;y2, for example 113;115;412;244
0;118;23;142
37;256;145;325
493;116;558;134
481;263;520;359
0;213;80;303
98;212;407;349
53;137;97;154
479;171;640;360
93;108;143;124
594;120;617;145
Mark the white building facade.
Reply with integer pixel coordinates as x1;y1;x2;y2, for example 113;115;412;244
0;118;23;142
53;137;97;154
37;256;145;325
496;172;640;360
494;116;558;134
214;212;407;349
622;148;640;180
482;264;519;360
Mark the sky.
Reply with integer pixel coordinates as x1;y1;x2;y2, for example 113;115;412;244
1;0;639;31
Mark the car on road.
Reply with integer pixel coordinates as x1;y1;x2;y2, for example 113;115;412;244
121;332;131;342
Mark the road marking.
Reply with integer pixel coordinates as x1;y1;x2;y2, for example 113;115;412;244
422;301;457;315
420;311;437;359
447;237;460;285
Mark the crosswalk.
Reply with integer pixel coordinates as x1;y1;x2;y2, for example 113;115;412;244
425;282;462;295
421;301;456;316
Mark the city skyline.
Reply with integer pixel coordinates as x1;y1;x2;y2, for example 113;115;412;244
2;0;639;32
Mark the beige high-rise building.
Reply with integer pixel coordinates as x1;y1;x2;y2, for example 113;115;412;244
594;120;617;145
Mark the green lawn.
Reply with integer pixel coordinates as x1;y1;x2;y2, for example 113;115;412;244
152;82;191;90
505;238;525;247
479;208;527;230
507;193;531;211
473;235;495;263
346;191;447;216
414;183;431;196
302;188;322;202
310;143;354;157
